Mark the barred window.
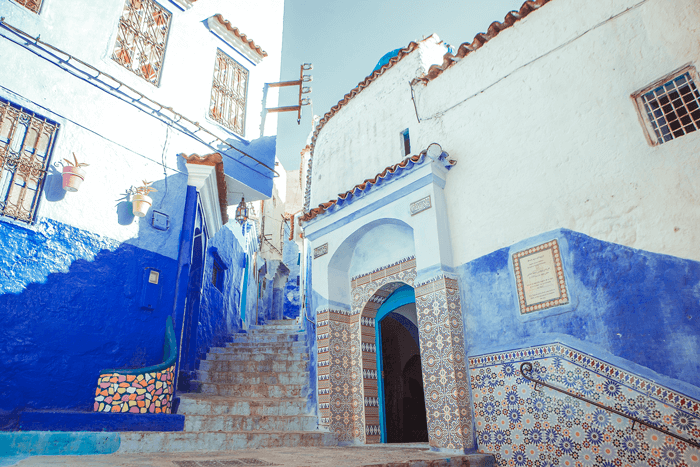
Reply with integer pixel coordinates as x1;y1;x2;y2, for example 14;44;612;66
112;0;172;86
12;0;42;13
209;49;248;136
634;66;700;145
0;99;59;224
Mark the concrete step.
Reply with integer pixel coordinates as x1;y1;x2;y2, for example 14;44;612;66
117;430;337;453
184;414;318;432
199;359;308;373
228;333;301;343
196;382;307;398
266;319;299;326
248;325;303;333
198;370;308;385
178;395;309;417
206;352;308;362
224;341;307;350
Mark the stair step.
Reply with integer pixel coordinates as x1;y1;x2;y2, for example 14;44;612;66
212;343;305;354
224;341;306;350
248;325;303;332
229;334;301;343
265;319;299;326
198;370;308;385
184;414;318;432
207;352;308;362
178;395;309;416
199;359;308;373
117;430;336;453
196;382;307;398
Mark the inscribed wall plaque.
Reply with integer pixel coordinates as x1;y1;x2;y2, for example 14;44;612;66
313;243;328;259
512;239;568;314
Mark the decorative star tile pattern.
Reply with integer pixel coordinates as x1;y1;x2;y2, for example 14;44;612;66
415;276;475;451
469;344;700;466
93;364;174;413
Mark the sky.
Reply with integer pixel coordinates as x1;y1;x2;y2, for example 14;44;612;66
274;0;528;171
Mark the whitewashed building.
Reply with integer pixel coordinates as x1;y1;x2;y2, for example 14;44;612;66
301;0;700;462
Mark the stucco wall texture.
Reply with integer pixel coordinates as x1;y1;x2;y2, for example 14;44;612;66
308;0;700;266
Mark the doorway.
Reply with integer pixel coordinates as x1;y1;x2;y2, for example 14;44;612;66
375;286;428;443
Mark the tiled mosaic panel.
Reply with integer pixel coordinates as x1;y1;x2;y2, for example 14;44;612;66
415;276;475;451
351;258;417;444
469;344;700;466
93;364;175;414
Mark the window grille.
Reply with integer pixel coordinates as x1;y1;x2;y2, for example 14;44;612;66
13;0;42;13
0;98;59;224
209;49;248;136
635;68;700;145
112;0;172;86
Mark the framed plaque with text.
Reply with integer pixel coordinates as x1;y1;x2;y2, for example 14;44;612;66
512;239;569;314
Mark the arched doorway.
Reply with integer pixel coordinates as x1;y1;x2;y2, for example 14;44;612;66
375;287;428;443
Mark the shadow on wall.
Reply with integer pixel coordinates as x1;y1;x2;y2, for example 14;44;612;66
0;229;176;430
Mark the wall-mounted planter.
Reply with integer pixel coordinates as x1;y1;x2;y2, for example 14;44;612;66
61;165;86;192
132;194;153;217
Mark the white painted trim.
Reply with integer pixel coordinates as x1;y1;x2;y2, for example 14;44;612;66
170;0;194;10
186;163;223;237
207;16;264;65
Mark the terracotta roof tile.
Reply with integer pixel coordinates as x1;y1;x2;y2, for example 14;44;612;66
300;151;456;223
181;153;229;225
212;14;268;59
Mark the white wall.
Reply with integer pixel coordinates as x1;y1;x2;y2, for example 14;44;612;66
307;0;700;265
0;0;284;257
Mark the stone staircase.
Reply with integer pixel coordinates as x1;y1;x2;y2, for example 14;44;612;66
117;320;336;453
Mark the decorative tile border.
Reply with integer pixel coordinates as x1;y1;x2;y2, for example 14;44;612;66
512;239;568;314
410;195;432;216
93;365;175;414
469;343;700;466
313;243;328;259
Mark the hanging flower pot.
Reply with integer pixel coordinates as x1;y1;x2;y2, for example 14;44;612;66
62;165;86;192
132;193;153;217
132;180;157;217
62;153;89;192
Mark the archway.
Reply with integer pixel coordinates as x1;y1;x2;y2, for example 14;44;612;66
374;286;428;443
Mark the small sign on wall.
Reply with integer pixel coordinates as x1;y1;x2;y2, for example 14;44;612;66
512;239;569;314
314;243;328;259
410;195;431;216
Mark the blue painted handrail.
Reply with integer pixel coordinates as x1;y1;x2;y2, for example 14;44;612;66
100;316;177;375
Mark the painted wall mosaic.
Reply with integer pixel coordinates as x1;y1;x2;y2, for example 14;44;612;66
469;343;700;466
93;364;175;414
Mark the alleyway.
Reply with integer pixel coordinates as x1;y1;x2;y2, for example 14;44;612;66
6;445;494;467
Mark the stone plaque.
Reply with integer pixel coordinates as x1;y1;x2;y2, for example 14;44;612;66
513;240;568;314
410;195;431;216
313;243;328;259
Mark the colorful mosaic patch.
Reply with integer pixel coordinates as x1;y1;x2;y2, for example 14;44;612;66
93;364;175;414
469;343;700;466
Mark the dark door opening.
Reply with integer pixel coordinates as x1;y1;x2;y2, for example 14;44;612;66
380;313;428;443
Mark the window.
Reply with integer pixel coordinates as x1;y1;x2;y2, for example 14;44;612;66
112;0;172;86
633;66;700;145
13;0;42;13
209;49;248;136
401;128;410;156
212;262;224;292
0;98;59;224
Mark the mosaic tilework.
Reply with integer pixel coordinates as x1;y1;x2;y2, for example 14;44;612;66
93;364;175;414
415;276;475;451
351;258;417;444
469;343;700;466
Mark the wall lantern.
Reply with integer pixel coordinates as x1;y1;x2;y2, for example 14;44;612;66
61;153;89;192
235;196;248;225
132;180;157;217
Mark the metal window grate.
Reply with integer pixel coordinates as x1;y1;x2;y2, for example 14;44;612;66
12;0;42;13
641;72;700;145
0;98;58;224
112;0;172;86
209;49;248;136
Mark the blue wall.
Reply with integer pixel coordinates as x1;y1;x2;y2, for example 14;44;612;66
460;228;700;392
282;223;301;320
0;218;177;429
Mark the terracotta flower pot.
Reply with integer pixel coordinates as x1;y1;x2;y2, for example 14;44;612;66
62;166;86;192
132;194;152;217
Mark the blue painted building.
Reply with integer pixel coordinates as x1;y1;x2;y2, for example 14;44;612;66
0;0;286;430
300;0;700;463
